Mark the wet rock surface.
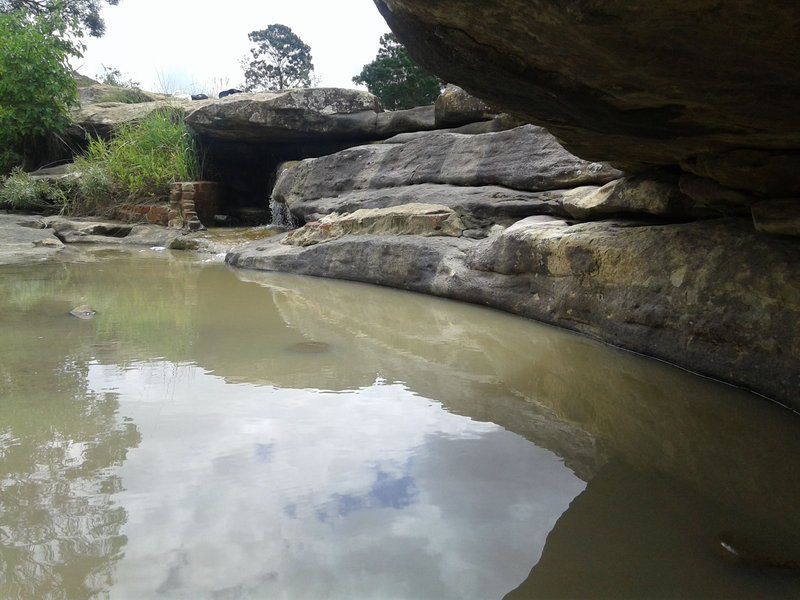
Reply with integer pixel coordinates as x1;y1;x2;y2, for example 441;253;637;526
0;213;66;264
44;216;181;247
69;305;97;320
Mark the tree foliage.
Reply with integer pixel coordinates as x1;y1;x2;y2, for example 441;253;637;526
353;33;442;110
0;9;78;172
0;0;120;38
243;24;314;92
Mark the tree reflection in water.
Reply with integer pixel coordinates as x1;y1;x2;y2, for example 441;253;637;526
0;262;141;599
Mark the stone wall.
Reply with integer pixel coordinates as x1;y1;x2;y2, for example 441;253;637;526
115;203;171;226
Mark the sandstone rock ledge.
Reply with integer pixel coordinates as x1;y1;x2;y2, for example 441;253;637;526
227;216;800;411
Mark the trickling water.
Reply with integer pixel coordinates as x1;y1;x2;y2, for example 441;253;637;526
269;198;299;229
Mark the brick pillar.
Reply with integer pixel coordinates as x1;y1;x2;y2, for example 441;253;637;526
168;182;184;229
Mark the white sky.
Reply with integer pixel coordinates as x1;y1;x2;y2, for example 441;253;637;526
74;0;391;95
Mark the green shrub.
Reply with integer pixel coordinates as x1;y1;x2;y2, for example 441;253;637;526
0;169;42;210
72;107;201;214
73;163;114;215
0;168;74;212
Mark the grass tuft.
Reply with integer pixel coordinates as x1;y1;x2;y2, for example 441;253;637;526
0;168;75;212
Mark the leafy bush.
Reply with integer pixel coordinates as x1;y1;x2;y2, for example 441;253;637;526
0;168;74;211
72;107;201;213
0;10;78;173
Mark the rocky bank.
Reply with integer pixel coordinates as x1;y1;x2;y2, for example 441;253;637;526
227;123;800;408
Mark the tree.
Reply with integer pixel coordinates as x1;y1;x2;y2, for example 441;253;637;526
243;24;314;92
97;63;138;88
353;33;442;110
0;9;78;172
0;0;120;38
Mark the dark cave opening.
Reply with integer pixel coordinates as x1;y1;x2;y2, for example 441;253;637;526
197;137;373;227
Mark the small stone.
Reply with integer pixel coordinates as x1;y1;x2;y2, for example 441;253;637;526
70;305;97;319
33;238;63;248
285;341;331;354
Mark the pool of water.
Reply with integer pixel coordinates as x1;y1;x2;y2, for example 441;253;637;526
0;250;798;599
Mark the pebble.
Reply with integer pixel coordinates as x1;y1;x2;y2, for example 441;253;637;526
69;305;97;320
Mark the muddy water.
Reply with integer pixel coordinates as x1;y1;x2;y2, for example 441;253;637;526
0;250;798;599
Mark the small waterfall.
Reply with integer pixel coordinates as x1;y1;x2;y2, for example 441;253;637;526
269;199;299;229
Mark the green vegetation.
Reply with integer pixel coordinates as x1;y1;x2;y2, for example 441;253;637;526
244;24;314;91
0;167;74;210
95;63;153;103
353;33;442;110
0;9;78;173
96;87;154;104
72;108;201;213
97;63;139;88
0;109;200;216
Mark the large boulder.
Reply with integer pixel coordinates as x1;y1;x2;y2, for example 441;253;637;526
70;99;200;139
70;89;440;144
78;84;171;105
375;1;800;198
434;84;497;127
185;88;438;143
185;88;382;142
275;182;593;232
561;177;689;220
273;125;621;208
